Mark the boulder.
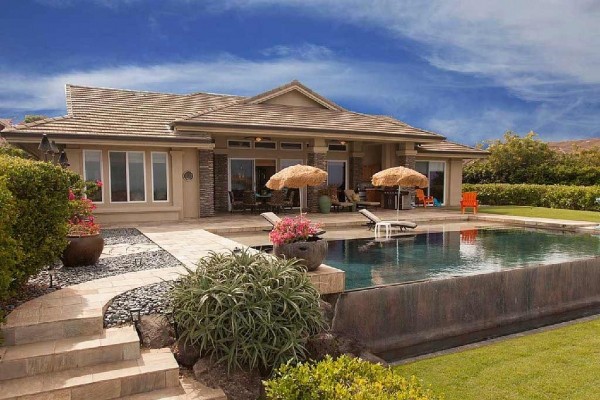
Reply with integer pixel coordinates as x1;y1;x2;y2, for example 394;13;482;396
138;314;175;349
173;339;201;367
306;331;365;361
319;299;334;327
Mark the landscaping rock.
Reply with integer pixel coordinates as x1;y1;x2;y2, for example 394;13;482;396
139;314;175;349
306;331;365;361
174;339;201;367
319;299;334;327
193;357;264;400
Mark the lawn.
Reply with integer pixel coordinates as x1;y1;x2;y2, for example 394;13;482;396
478;206;600;223
395;318;600;400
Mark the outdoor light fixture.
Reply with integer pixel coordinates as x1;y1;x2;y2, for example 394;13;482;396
134;257;143;267
244;136;271;142
166;308;179;339
47;267;56;288
339;141;347;145
129;307;143;343
38;134;53;161
58;151;70;167
50;140;60;154
233;247;242;254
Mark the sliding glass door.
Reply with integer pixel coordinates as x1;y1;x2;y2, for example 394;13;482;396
415;161;446;204
327;161;347;200
230;159;254;202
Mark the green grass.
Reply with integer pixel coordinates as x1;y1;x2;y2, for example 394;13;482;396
395;318;600;400
478;206;600;223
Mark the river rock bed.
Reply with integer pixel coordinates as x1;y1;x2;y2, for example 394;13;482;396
104;281;177;327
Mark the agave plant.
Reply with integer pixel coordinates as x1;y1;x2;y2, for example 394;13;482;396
170;249;325;374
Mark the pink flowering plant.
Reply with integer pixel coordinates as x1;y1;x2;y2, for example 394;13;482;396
269;216;322;246
67;180;102;236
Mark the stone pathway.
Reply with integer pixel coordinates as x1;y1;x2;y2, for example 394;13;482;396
101;243;161;259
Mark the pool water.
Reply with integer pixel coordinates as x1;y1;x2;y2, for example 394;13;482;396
325;228;600;290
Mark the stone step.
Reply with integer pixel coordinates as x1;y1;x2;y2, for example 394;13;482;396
2;314;104;346
0;348;179;400
120;375;227;400
0;326;140;381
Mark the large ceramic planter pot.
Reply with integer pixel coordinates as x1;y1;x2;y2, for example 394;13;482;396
273;239;328;271
318;195;332;214
61;233;105;268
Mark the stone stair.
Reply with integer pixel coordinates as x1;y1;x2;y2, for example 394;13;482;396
0;268;226;399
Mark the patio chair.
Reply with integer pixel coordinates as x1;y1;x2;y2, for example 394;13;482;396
260;212;326;236
228;191;244;213
344;189;380;209
282;190;296;212
358;209;417;231
267;190;286;213
460;192;479;214
242;190;258;214
329;188;354;212
415;189;434;208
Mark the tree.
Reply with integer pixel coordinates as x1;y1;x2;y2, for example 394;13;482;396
23;115;48;124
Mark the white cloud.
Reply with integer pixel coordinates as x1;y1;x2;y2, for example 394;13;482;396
261;44;334;60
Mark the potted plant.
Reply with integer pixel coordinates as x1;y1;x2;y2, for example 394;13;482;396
61;180;104;268
317;188;331;214
269;216;327;271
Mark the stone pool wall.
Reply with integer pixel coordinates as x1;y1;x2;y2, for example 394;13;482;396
331;256;600;361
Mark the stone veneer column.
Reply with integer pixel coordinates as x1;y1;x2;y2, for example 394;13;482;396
198;148;215;217
349;156;364;190
213;153;229;213
307;149;327;213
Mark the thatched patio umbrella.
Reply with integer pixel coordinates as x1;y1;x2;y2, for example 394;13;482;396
372;166;429;220
266;164;328;216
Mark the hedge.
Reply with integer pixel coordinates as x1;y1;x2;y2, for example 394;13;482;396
463;183;600;211
0;177;21;301
264;355;441;399
0;155;76;286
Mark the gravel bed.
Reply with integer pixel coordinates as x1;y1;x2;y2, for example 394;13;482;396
102;228;152;246
2;229;181;315
30;250;183;288
104;281;176;327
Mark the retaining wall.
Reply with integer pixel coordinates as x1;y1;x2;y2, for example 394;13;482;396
331;256;600;361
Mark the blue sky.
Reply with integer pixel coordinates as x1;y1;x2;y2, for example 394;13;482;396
1;0;599;145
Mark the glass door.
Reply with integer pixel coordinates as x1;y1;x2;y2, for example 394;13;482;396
415;161;445;204
229;159;254;203
327;161;347;200
280;159;304;207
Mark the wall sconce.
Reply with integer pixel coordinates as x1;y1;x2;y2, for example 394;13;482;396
340;141;347;145
58;150;70;167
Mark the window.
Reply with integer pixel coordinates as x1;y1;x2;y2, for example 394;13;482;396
152;152;168;202
228;140;252;149
109;151;146;202
328;143;347;152
280;142;303;150
415;161;446;204
254;141;277;149
83;150;103;202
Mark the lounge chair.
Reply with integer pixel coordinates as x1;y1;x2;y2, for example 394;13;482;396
415;189;434;208
329;188;354;212
228;191;244;213
344;189;380;209
358;209;417;231
460;192;479;214
260;212;326;236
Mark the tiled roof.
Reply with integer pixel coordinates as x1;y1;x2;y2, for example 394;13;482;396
0;119;11;131
417;141;489;156
177;103;444;139
7;85;241;139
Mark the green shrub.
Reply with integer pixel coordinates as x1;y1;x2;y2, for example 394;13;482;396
264;355;442;400
171;249;325;373
0;177;21;300
463;183;600;211
0;143;30;159
0;155;77;285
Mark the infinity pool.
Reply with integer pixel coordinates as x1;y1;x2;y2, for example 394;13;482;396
324;228;600;290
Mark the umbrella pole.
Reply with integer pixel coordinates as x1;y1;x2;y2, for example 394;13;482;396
299;187;303;218
397;186;400;221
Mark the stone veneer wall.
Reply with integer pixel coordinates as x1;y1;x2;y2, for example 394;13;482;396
332;256;600;361
397;154;417;203
213;153;229;213
198;150;215;217
307;152;327;213
349;156;364;190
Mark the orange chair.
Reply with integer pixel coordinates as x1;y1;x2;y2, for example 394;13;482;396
460;192;479;214
415;189;434;208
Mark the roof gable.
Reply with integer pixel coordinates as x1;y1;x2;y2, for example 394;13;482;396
244;80;344;111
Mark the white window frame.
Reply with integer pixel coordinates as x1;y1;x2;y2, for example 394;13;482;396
253;140;277;150
415;159;447;206
227;139;252;149
82;150;104;204
108;150;147;204
151;152;169;203
280;141;303;151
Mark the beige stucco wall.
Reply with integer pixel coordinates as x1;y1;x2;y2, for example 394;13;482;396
182;148;199;218
262;90;326;108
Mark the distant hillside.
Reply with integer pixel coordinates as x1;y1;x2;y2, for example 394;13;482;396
548;138;600;153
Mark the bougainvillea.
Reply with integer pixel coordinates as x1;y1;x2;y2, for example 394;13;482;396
67;181;102;236
269;216;322;246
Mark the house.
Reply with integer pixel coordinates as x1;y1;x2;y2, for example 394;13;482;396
1;80;487;223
